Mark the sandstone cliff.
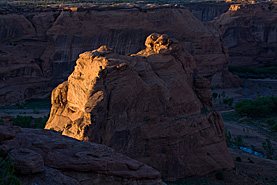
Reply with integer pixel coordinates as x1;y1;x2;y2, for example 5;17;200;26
214;3;277;67
45;33;234;181
0;3;238;105
0;125;163;185
184;2;231;22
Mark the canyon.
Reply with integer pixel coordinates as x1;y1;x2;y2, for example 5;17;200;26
0;2;239;105
1;1;277;184
45;33;234;181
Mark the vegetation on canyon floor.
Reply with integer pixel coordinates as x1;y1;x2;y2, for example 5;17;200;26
0;98;51;110
229;66;277;79
221;95;277;160
235;96;277;118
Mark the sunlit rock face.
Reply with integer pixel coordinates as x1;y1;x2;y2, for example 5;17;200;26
0;4;239;105
214;3;277;67
45;34;234;181
0;125;162;185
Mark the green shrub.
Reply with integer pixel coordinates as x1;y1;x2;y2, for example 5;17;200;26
227;98;234;107
225;128;232;147
13;116;32;128
229;66;277;79
13;115;48;129
234;135;243;148
221;91;226;98
235;96;277;118
34;116;48;129
270;123;277;132
223;98;234;107
0;157;20;185
262;138;275;158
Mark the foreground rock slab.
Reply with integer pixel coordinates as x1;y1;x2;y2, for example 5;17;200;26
46;33;234;181
0;125;162;185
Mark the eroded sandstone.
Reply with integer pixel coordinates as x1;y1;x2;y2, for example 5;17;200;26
0;125;162;185
45;33;234;181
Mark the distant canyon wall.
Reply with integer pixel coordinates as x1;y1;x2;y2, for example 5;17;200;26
0;4;239;105
184;2;231;22
214;3;277;67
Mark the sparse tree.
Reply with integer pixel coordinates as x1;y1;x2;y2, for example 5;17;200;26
262;138;275;158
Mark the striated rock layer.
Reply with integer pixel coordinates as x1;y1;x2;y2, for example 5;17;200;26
184;2;231;22
214;3;277;67
45;34;234;181
0;3;239;105
0;125;163;185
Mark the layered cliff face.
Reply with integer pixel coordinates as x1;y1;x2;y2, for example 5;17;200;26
0;3;238;105
184;2;231;22
214;3;277;67
45;33;234;181
0;125;162;185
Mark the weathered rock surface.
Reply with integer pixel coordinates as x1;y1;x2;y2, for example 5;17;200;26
0;125;162;185
184;2;231;22
0;3;238;105
214;3;277;67
45;33;234;181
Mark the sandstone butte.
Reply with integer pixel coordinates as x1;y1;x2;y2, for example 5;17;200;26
45;33;234;181
214;3;277;67
0;3;240;105
0;125;163;185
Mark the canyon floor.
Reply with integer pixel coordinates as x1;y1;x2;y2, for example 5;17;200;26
1;78;277;184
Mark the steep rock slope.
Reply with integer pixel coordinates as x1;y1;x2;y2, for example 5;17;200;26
184;2;231;22
0;4;238;105
45;34;234;181
214;3;277;67
0;125;162;185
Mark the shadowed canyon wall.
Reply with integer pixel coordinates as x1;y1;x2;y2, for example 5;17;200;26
45;33;234;181
214;3;277;67
0;4;239;105
184;2;231;22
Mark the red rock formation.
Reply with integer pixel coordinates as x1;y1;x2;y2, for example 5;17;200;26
45;33;234;181
214;3;277;67
0;3;238;105
0;125;162;185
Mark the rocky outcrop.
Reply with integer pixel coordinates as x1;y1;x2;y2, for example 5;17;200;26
214;3;277;67
0;125;162;185
0;3;238;105
45;33;234;181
